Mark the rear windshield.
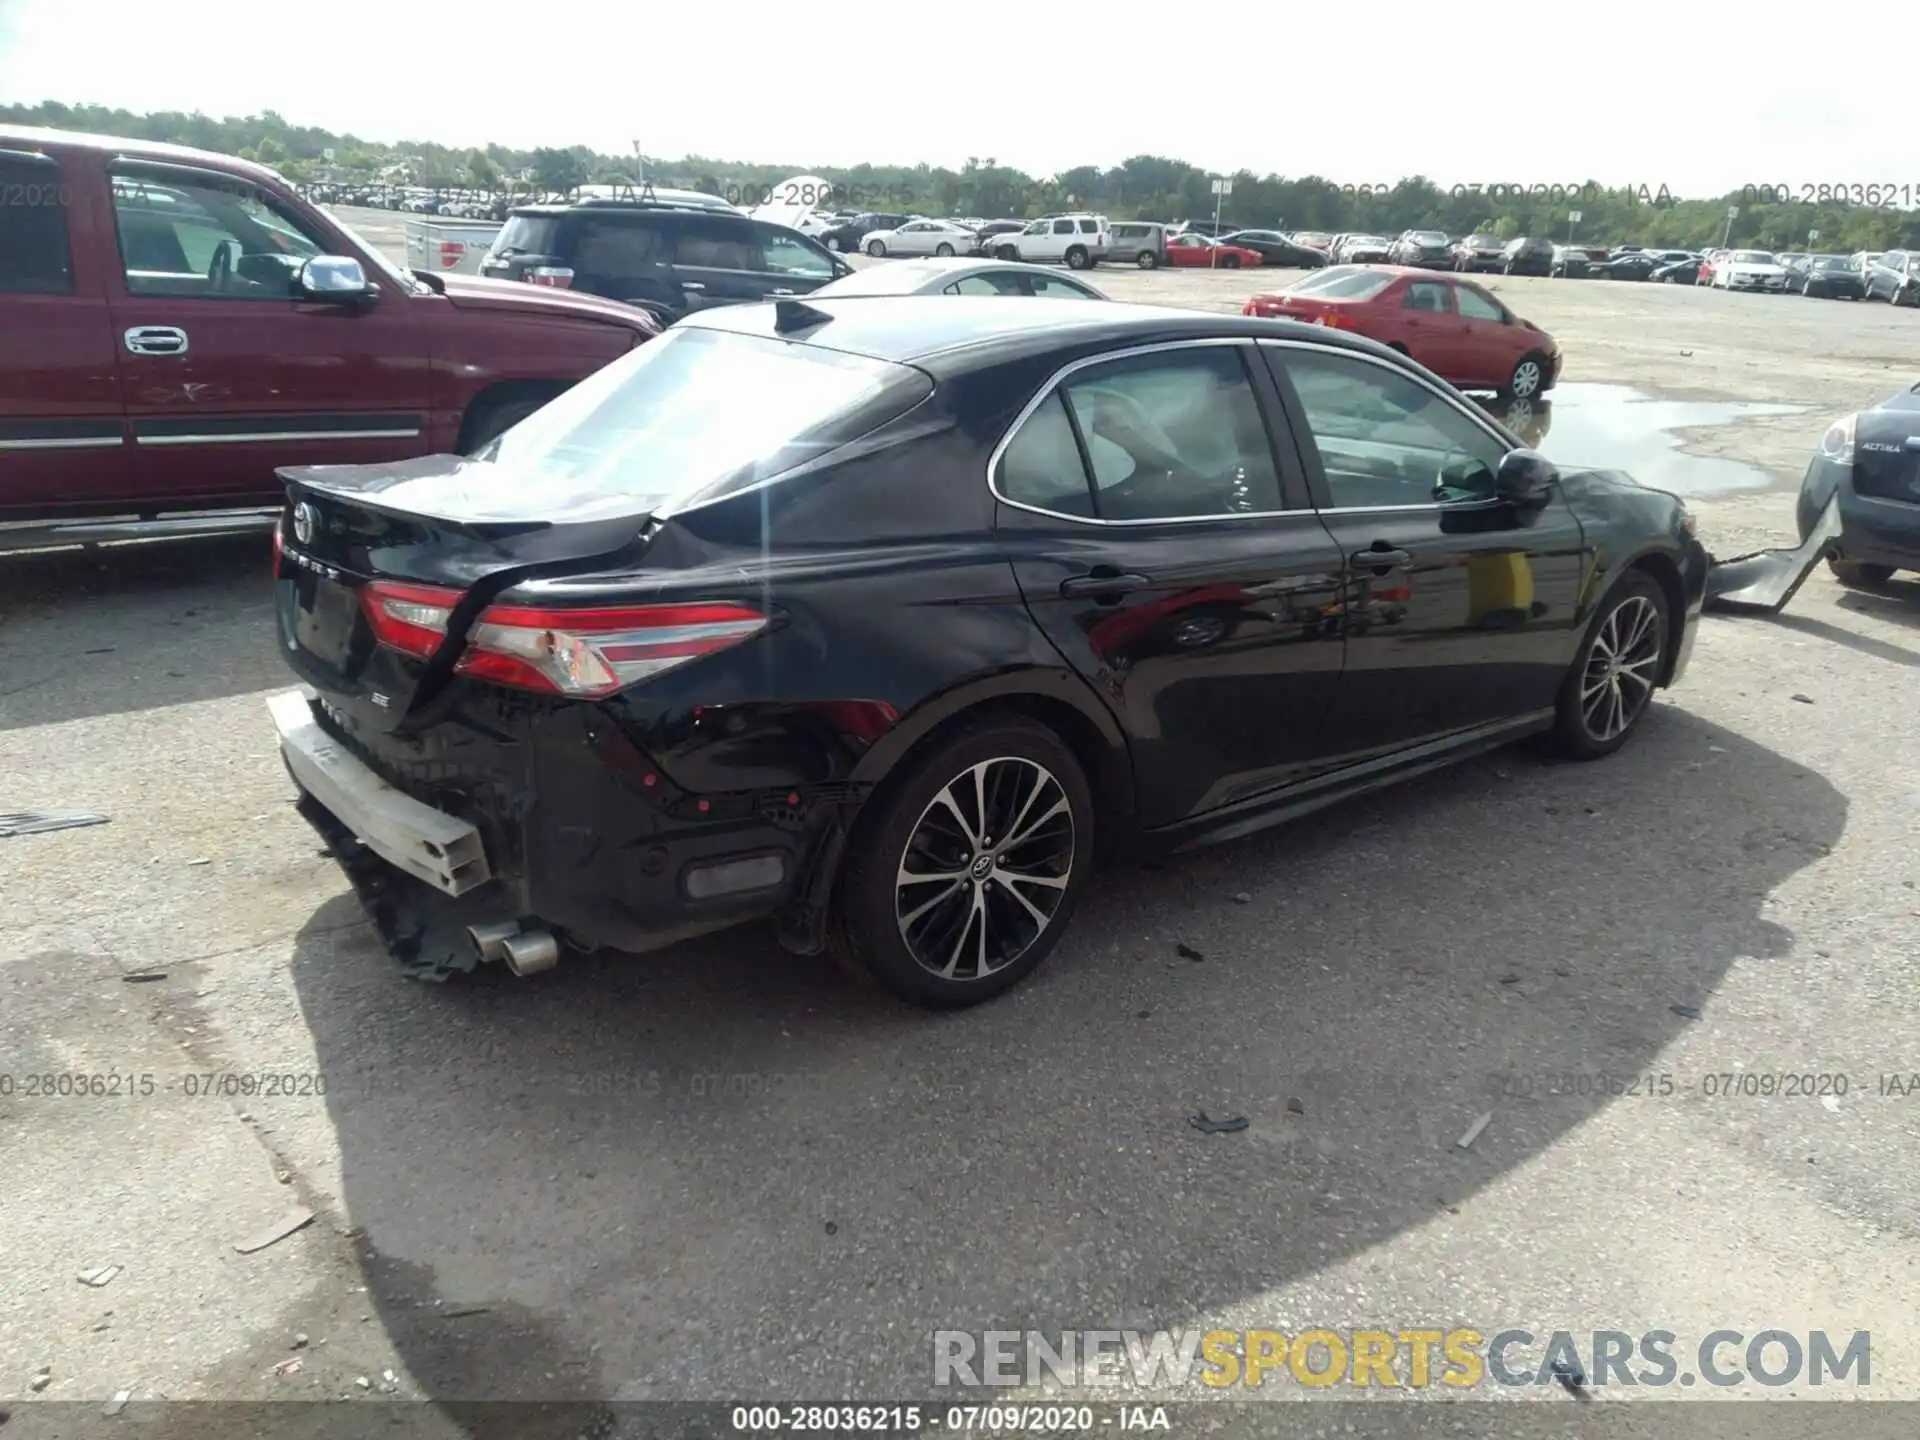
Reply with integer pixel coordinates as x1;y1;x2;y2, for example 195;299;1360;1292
1732;250;1774;264
460;327;932;520
490;214;560;258
1301;269;1395;300
1411;231;1447;244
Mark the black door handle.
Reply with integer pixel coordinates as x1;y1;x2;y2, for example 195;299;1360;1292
1350;548;1412;569
1060;570;1151;599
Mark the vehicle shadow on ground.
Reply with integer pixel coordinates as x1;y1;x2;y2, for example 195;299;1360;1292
1834;575;1920;631
0;534;281;731
283;704;1841;1416
1765;610;1920;668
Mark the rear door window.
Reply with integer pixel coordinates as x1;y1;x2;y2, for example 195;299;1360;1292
0;153;75;294
672;217;757;271
1454;285;1505;322
567;216;664;280
1403;282;1452;313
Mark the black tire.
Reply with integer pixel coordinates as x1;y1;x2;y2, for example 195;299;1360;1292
995;244;1020;261
1064;245;1090;270
827;715;1094;1008
1136;250;1159;269
1502;351;1550;402
1221;253;1242;269
1386;342;1411;356
865;239;888;258
459;392;553;454
1545;569;1669;760
1829;557;1896;587
935;242;955;257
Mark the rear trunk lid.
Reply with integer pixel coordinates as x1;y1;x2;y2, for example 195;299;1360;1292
1852;395;1920;503
274;457;656;733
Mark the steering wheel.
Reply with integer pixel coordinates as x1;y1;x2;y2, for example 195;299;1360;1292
206;239;235;292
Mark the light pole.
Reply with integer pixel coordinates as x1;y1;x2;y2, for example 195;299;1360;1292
1210;176;1232;268
1721;205;1738;249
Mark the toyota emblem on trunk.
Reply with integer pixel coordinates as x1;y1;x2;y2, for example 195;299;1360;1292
292;502;315;545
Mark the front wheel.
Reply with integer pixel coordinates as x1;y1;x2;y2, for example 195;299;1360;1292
1503;352;1548;401
1546;570;1669;759
995;243;1021;261
828;716;1094;1008
1220;253;1242;269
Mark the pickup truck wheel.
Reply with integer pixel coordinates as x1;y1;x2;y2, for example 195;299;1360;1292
1064;245;1090;270
459;393;553;455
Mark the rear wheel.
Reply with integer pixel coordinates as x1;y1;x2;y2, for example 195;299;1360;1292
1829;557;1896;586
828;716;1094;1008
1064;245;1091;270
1503;352;1549;401
1546;570;1668;759
865;238;888;257
1136;250;1159;269
935;242;955;257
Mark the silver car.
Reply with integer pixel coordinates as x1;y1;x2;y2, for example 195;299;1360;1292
809;257;1110;300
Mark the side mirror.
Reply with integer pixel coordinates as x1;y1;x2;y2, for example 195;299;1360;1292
295;255;375;303
1494;448;1557;507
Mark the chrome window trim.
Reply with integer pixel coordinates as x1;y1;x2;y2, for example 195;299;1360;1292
984;337;1313;528
1256;337;1515;513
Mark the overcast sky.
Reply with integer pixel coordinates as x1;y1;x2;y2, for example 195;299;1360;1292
0;0;1899;200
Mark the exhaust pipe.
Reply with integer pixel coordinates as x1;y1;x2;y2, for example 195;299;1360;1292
500;929;560;977
466;920;521;965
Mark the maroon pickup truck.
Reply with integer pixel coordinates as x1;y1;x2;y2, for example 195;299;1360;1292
0;125;659;538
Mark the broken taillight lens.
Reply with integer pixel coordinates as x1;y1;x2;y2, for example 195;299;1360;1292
455;602;767;697
361;581;464;661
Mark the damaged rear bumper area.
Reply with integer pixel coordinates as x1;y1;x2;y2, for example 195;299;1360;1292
269;688;852;981
1703;495;1843;615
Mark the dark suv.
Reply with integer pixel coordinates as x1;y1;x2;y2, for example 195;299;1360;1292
479;200;851;325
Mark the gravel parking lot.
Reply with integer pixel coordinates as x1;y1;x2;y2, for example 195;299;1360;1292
3;211;1918;1432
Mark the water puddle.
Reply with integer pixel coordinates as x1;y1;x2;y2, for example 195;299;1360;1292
1478;383;1807;497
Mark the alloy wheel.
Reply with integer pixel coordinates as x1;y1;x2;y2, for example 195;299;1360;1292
1580;594;1661;742
894;757;1075;982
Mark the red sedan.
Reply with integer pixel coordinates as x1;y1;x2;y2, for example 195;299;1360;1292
1165;233;1264;269
1243;266;1561;399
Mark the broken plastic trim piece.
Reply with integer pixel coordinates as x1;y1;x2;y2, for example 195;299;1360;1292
1703;494;1842;615
0;809;109;838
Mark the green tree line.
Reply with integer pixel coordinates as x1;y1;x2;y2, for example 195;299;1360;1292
8;100;1919;252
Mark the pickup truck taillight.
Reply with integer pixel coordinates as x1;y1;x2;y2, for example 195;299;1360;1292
437;241;466;269
526;267;574;290
456;601;767;698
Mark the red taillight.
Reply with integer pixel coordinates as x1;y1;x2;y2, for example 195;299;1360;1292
271;520;283;576
526;266;574;289
437;240;466;269
455;601;766;697
361;580;464;661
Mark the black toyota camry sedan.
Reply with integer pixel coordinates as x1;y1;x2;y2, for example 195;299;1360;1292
1797;381;1920;584
269;297;1707;1007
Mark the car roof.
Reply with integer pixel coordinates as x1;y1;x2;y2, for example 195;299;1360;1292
679;296;1403;370
1;123;284;186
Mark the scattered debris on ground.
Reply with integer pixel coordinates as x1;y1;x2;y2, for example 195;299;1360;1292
28;1369;50;1393
0;809;109;839
104;1391;130;1417
232;1208;314;1255
1176;943;1205;962
1285;1098;1304;1116
1456;1112;1493;1150
76;1265;121;1288
1671;1003;1702;1020
122;970;168;984
1189;1112;1250;1134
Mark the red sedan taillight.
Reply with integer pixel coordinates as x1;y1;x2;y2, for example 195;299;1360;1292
455;601;767;697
